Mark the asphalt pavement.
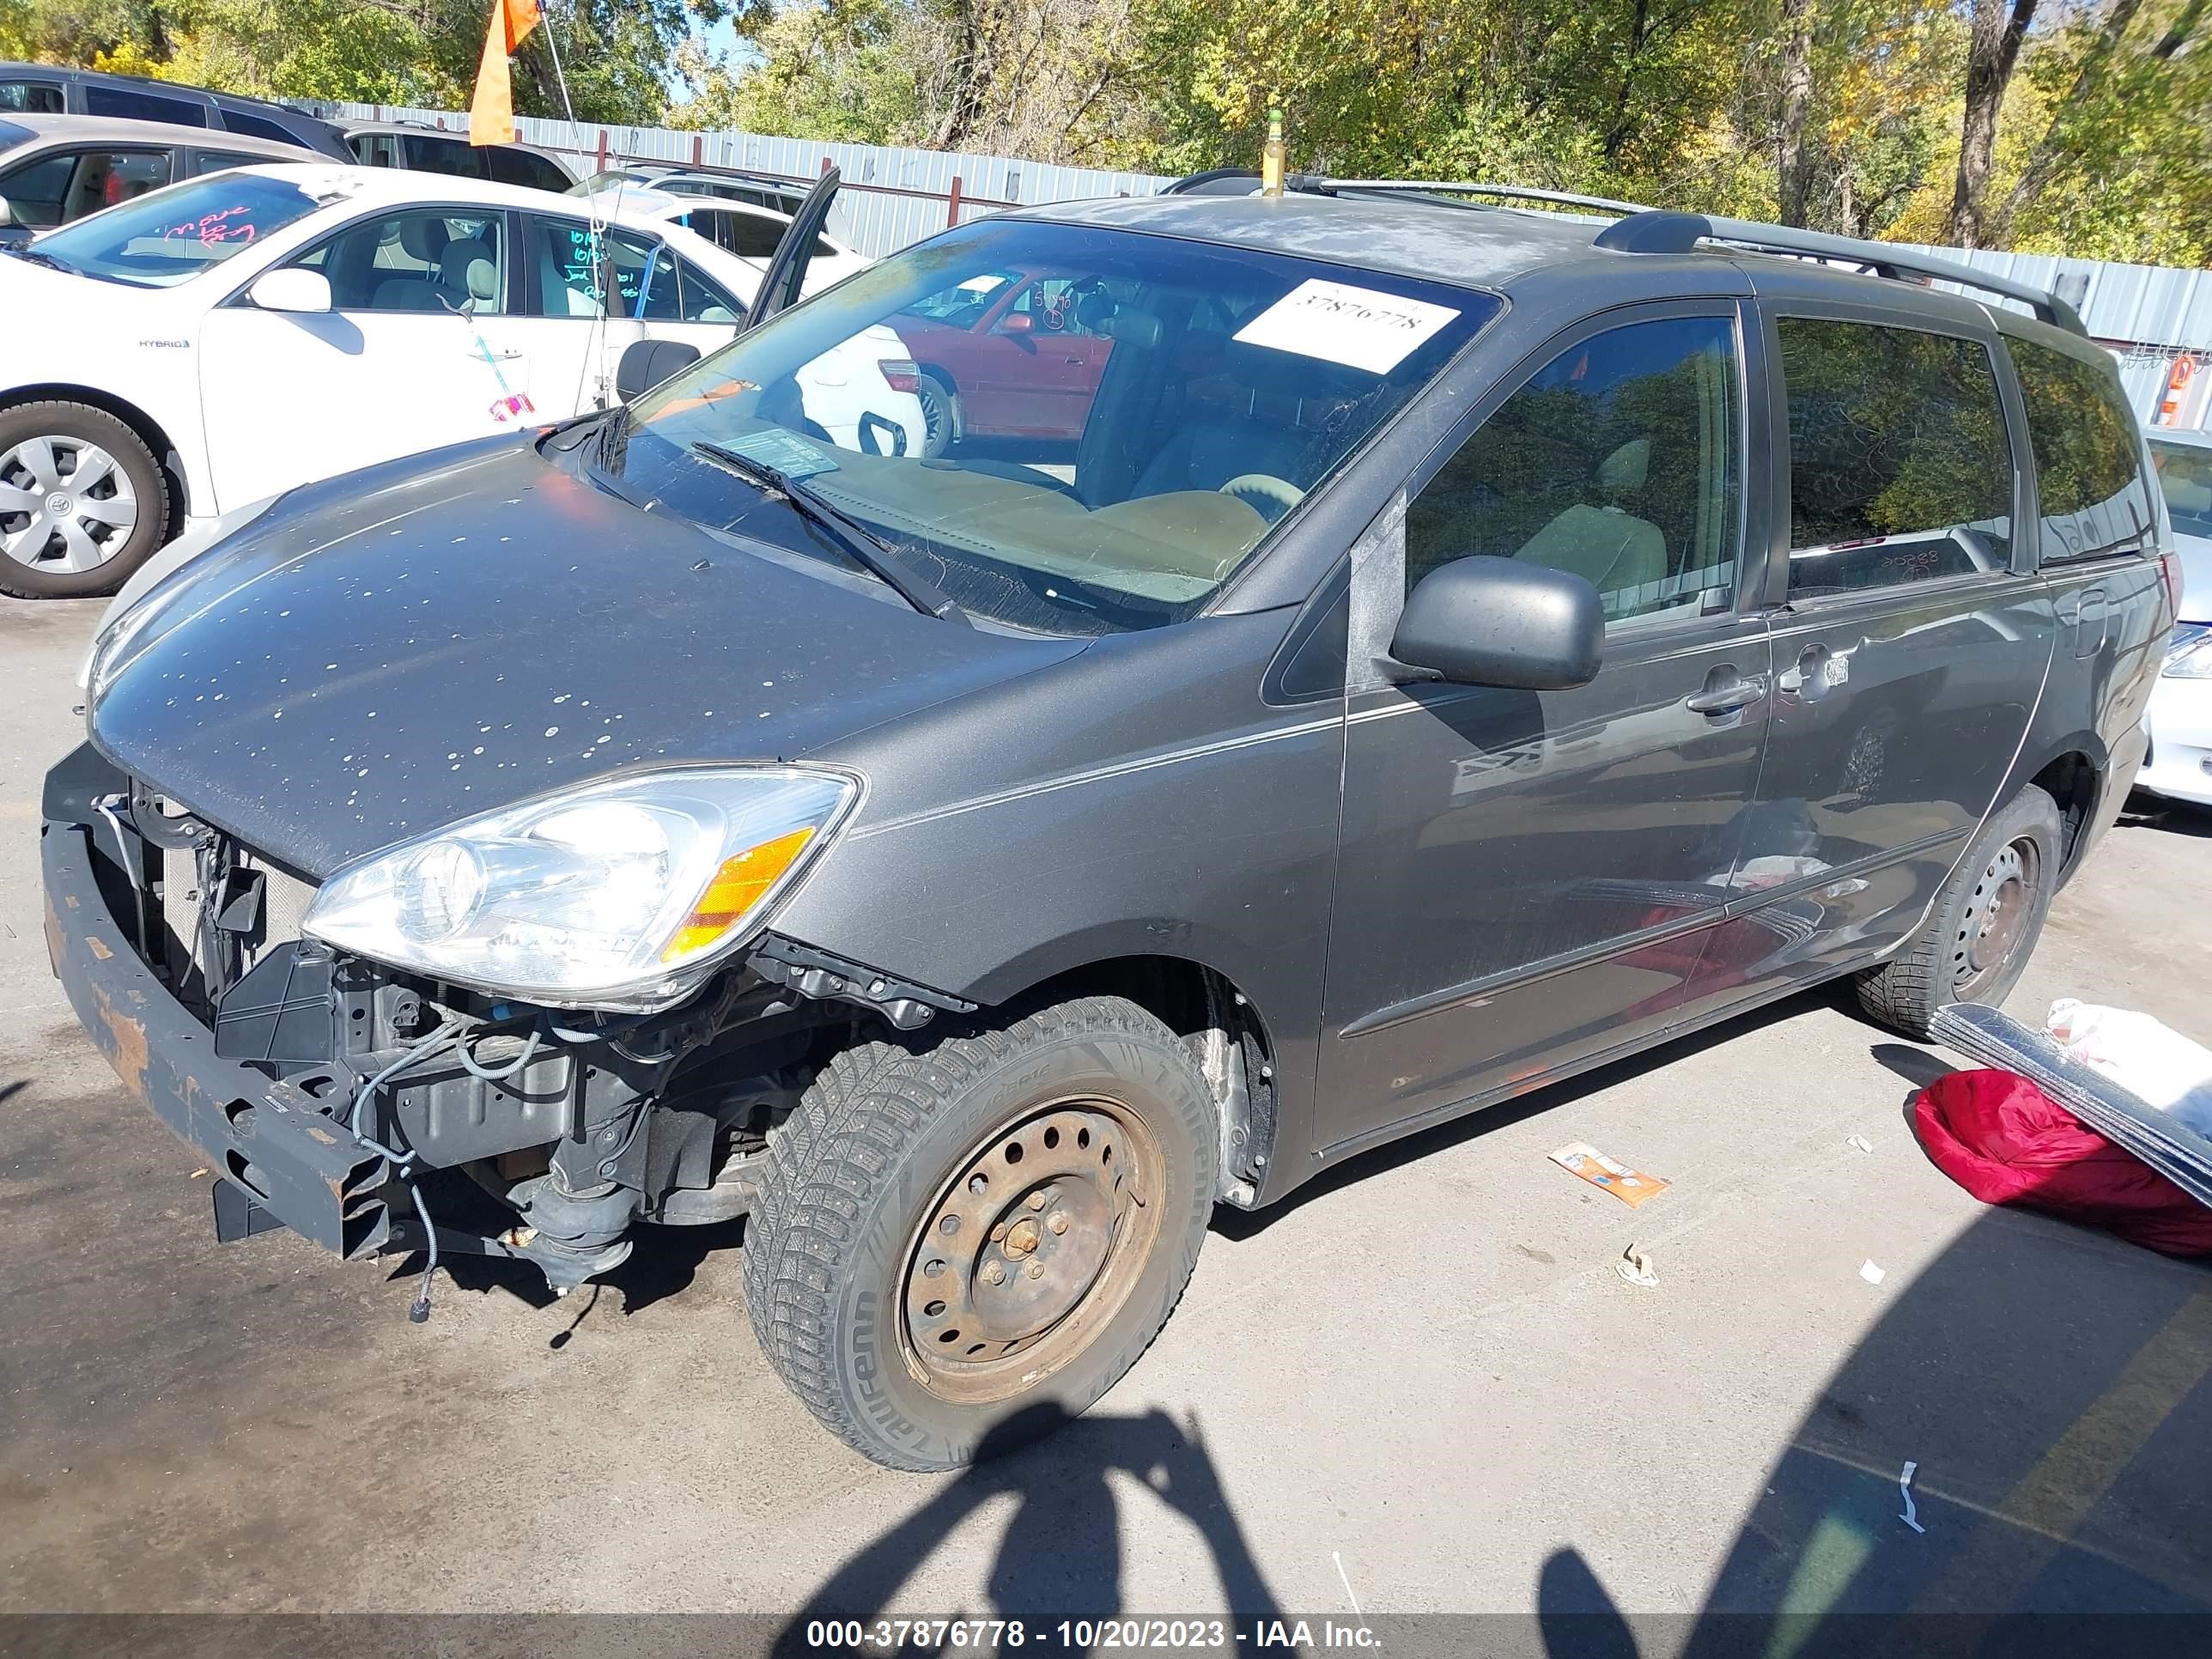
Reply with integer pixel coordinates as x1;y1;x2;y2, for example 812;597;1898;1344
3;594;2209;1650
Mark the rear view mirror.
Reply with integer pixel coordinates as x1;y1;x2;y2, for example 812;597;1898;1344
248;268;331;314
616;338;702;404
1391;555;1603;690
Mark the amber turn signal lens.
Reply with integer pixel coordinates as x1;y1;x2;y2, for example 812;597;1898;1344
661;826;816;960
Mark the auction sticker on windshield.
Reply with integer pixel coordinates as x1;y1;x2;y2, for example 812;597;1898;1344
1234;278;1461;374
721;428;841;480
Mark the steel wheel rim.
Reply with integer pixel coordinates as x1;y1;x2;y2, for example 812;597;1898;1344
0;434;138;572
1953;836;2039;994
899;1096;1165;1406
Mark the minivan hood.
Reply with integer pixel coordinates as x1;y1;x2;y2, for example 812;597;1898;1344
90;442;1084;877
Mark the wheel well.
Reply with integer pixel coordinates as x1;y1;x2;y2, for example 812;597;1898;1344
3;384;186;537
1006;954;1277;1205
2029;750;2099;876
915;363;957;398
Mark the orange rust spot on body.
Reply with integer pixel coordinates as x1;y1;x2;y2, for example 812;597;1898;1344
85;935;112;961
84;980;151;1102
306;1126;337;1146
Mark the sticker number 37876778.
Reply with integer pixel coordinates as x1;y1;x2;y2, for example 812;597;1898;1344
1232;277;1462;375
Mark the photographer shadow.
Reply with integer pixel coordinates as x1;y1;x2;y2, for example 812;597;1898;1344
774;1404;1283;1654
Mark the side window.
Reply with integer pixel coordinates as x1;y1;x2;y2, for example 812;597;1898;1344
0;148;172;226
190;149;266;177
603;227;683;320
0;81;66;114
526;216;609;317
673;257;744;325
1779;318;2013;598
305;209;506;315
83;85;207;126
2010;338;2152;562
402;133;482;178
485;146;569;191
717;210;787;259
219;111;302;147
1407;315;1742;625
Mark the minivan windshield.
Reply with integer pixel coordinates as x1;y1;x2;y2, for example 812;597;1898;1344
30;169;325;286
607;218;1498;633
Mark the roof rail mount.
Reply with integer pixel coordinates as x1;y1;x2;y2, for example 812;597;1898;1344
1592;210;2087;337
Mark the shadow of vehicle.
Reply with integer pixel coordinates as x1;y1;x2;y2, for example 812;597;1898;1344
773;1405;1283;1655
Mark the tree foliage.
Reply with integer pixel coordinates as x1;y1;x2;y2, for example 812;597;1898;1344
9;0;2206;258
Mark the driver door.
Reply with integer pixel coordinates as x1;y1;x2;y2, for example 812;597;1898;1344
1317;304;1774;1158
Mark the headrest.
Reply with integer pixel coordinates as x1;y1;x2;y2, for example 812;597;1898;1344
1101;307;1163;349
398;216;450;264
1598;437;1650;493
441;240;499;304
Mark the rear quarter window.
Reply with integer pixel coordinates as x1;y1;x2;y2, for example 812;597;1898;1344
2010;338;2154;562
217;109;306;147
1778;317;2014;599
83;84;209;126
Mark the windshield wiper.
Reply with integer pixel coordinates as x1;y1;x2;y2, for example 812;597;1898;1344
689;440;969;626
3;246;70;272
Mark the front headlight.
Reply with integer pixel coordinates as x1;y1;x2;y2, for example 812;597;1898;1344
2165;623;2212;679
302;765;859;1010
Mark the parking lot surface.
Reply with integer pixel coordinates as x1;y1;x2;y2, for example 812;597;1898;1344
3;596;2209;1640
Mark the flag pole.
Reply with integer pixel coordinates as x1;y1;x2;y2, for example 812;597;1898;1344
542;0;576;123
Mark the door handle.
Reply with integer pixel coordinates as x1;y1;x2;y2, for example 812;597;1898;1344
471;347;525;361
1685;673;1767;715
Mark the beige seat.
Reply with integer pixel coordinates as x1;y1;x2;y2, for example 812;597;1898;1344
1511;437;1667;601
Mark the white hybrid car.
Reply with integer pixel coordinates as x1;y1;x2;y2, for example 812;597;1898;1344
0;163;921;598
2142;425;2212;807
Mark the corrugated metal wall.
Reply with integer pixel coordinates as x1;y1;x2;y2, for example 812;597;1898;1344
334;102;2210;428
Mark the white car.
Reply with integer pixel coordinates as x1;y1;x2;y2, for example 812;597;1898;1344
2142;424;2212;806
578;182;872;296
0;163;921;598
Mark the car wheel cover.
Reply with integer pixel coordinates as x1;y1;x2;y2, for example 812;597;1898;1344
0;434;138;572
1952;835;2039;994
898;1095;1165;1406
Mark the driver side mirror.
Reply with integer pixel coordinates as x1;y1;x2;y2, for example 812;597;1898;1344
1391;556;1604;690
998;311;1034;335
0;198;24;247
248;268;331;314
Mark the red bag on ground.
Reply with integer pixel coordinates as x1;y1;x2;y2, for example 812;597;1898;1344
1913;1068;2212;1258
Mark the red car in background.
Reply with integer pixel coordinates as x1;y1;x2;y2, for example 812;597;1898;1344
891;270;1115;453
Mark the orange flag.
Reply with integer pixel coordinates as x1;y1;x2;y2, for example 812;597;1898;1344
469;0;544;147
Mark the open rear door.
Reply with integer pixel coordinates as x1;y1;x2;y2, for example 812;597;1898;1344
739;167;839;333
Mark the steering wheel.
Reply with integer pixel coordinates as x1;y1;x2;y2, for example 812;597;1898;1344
1218;473;1306;520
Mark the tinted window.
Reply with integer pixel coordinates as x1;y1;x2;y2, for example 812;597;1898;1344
190;149;266;176
702;209;784;258
34;171;320;286
605;227;682;319
219;110;303;147
402;132;481;178
2150;438;2212;540
674;257;744;325
0;82;64;114
527;216;608;317
83;84;208;126
302;208;506;314
1407;315;1741;623
485;146;568;191
0;146;172;227
2011;338;2152;561
1779;319;2012;597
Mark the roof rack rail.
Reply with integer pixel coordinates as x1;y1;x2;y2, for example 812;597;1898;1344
1322;180;1652;217
1593;210;2088;336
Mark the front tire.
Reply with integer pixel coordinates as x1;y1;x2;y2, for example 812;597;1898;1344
915;374;957;459
1856;783;2063;1036
0;401;170;599
744;996;1218;1470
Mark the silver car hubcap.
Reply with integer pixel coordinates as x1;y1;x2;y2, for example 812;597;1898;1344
0;435;138;573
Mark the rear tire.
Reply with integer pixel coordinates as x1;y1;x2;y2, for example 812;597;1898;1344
0;400;170;599
1856;783;2063;1036
743;996;1218;1471
915;374;957;459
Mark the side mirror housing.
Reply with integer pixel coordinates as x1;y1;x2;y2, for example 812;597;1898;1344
616;338;702;404
0;198;15;227
248;268;332;314
1391;555;1604;690
998;311;1034;335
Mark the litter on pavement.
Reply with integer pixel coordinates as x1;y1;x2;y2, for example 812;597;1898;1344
1860;1261;1887;1285
1549;1141;1669;1207
1616;1244;1659;1287
1898;1461;1925;1533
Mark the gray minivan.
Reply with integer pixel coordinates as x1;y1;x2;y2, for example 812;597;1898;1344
42;179;2176;1469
